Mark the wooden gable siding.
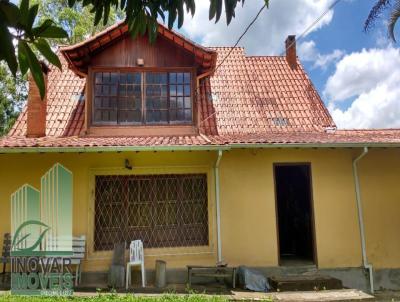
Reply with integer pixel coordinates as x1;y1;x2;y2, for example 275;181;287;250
90;33;197;69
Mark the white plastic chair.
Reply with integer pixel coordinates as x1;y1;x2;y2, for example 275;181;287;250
126;240;146;289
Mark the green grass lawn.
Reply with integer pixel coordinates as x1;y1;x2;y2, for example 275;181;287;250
0;294;234;302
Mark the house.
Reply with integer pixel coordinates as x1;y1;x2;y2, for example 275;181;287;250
1;21;400;292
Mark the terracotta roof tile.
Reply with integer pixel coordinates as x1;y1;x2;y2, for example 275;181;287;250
3;39;400;149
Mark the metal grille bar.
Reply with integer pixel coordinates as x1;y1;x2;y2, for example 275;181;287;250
94;174;209;251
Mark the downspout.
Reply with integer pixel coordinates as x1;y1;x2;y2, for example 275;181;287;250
215;150;223;263
353;147;374;293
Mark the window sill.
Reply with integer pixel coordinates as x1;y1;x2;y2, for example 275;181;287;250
86;125;198;137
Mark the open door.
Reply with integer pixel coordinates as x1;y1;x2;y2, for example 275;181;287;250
274;164;316;266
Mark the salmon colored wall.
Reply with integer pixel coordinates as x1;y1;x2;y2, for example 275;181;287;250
0;148;398;272
358;148;400;269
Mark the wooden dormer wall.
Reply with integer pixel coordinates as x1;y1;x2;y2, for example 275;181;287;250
90;34;198;68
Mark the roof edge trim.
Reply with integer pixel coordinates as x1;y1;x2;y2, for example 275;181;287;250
1;142;400;154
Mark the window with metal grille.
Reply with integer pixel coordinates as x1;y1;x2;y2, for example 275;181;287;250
94;174;209;251
93;71;192;125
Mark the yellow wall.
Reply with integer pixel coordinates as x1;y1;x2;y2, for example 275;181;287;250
358;148;400;269
219;148;362;268
0;148;399;272
0;151;218;272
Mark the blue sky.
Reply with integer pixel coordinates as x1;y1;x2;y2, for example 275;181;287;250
177;0;400;129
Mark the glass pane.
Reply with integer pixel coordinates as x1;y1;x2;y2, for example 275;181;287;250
94;97;102;107
184;85;191;96
109;110;117;121
185;109;192;121
170;110;177;121
95;73;102;84
94;110;101;121
177;73;184;84
177;97;184;109
177;110;184;121
95;85;102;95
177;85;183;96
120;73;126;83
118;72;142;124
146;73;167;84
184;97;191;109
119;85;126;96
169;85;176;96
184;73;191;84
170;98;177;108
110;73;118;84
127;73;141;84
110;85;117;96
104;72;111;83
169;73;177;84
133;110;141;122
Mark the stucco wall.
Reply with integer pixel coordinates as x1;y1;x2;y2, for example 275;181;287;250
358;148;400;269
0;151;218;272
219;148;362;268
0;148;399;273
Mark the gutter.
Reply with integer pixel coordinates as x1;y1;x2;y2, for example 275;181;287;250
2;142;400;154
0;145;230;154
214;150;223;263
352;147;374;293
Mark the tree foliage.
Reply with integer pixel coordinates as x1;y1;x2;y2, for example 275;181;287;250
32;0;123;45
0;0;260;101
0;63;27;136
0;0;121;136
365;0;400;42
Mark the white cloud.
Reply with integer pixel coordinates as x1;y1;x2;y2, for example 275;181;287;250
325;47;400;129
298;40;344;69
180;0;336;55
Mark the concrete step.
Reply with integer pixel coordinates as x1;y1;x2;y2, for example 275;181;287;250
269;275;343;292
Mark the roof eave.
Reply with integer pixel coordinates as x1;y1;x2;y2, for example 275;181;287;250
1;142;400;154
60;21;217;76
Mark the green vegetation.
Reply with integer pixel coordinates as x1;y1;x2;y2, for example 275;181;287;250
0;0;270;101
0;293;238;302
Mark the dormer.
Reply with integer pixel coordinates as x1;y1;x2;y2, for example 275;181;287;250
61;22;217;137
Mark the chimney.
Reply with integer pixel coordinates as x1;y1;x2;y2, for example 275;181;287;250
26;62;49;138
285;35;297;69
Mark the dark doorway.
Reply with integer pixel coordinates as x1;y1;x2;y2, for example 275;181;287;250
274;164;315;266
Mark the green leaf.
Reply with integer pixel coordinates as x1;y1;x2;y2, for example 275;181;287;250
19;0;29;27
168;7;176;29
32;19;54;37
0;2;20;26
94;6;103;26
33;38;62;70
120;0;126;10
12;219;50;252
389;2;400;42
36;25;68;39
103;3;110;26
18;42;29;76
0;18;18;76
27;3;39;29
20;41;46;99
209;0;217;21
177;3;184;28
68;0;77;7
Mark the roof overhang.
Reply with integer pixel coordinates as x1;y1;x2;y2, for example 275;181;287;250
2;143;400;154
60;21;217;77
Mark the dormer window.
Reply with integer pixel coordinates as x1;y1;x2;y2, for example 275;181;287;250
93;70;193;125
